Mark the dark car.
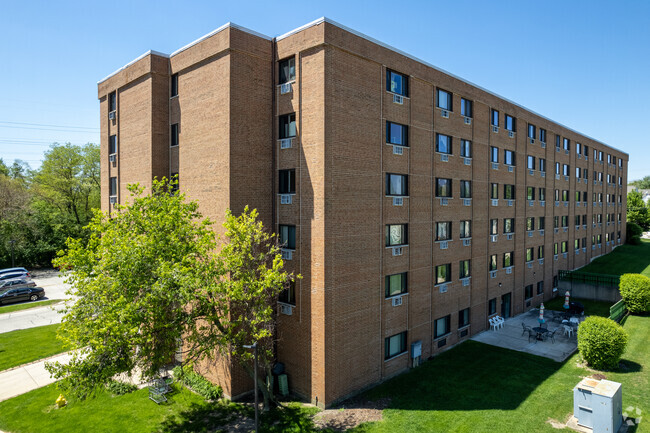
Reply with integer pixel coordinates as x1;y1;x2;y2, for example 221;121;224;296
0;271;31;281
0;286;45;305
0;278;36;290
0;267;29;276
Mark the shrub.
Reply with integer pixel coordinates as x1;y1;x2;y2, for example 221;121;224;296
626;222;643;245
619;273;650;313
578;317;628;370
106;380;138;396
172;365;223;400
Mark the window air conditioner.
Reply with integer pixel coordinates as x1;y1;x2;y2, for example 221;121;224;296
508;166;514;172
540;141;546;148
462;239;471;246
439;284;448;293
464;117;472;125
392;246;403;256
529;138;534;144
490;235;497;242
490;271;497;278
506;233;513;240
492;125;499;133
439;241;448;250
393;197;403;206
280;82;292;95
441;109;449;118
491;199;498;206
393;145;403;155
109;111;116;120
539;258;544;265
464;158;471;165
280;138;293;149
392;296;403;307
507;200;514;206
508;131;514;138
492;163;499;170
281;249;293;260
505;267;512;275
280;304;293;315
462;278;470;286
440;154;449;162
527;262;533;269
109;154;116;163
280;194;292;205
463;199;471;206
440;198;448;206
393;94;404;105
109;196;117;204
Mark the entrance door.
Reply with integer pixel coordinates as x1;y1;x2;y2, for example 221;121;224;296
501;293;511;318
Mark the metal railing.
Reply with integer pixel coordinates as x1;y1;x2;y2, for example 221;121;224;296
558;270;620;287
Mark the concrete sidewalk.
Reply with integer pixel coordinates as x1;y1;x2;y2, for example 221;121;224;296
0;302;65;334
0;352;73;402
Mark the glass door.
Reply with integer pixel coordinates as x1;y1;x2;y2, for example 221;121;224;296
501;293;511;319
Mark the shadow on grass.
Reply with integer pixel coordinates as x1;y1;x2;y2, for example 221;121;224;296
617;360;642;373
158;401;250;433
358;340;565;412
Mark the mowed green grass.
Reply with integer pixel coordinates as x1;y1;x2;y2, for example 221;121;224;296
351;315;650;433
0;299;60;315
544;297;613;317
0;324;69;371
580;238;650;277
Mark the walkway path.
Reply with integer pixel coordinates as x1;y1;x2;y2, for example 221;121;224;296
0;352;73;403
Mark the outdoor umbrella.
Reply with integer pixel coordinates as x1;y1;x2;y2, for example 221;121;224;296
538;303;545;324
564;291;570;309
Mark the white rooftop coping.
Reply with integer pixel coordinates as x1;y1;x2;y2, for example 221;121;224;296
98;17;624;154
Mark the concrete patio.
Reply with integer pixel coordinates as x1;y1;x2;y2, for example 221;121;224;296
471;309;578;362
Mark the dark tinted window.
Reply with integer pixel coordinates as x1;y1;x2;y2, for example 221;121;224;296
279;57;296;84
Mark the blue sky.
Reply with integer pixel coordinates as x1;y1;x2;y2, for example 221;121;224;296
1;0;648;179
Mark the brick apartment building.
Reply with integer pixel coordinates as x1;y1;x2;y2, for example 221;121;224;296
98;18;628;407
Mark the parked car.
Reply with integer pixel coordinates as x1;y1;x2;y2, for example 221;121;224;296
0;267;29;276
0;286;45;304
0;271;31;281
0;278;36;290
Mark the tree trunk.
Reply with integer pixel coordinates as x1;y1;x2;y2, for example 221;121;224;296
241;362;276;411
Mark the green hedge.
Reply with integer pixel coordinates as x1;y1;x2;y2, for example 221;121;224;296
578;317;628;370
172;365;223;401
619;273;650;313
626;222;643;245
105;380;138;396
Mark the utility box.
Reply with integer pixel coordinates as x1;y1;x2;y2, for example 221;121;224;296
411;341;422;368
573;378;622;433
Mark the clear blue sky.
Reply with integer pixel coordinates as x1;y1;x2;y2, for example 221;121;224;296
1;0;648;179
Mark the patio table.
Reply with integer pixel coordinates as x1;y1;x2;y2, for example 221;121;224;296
532;327;549;341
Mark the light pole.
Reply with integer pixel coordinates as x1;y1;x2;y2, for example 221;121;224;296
9;240;15;268
243;342;258;433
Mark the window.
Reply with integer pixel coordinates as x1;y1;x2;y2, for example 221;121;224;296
436;178;452;197
575;191;581;202
460;139;471;158
575;215;581;225
526;217;535;231
504;150;515;166
436;264;451;284
583;191;588;202
594;149;598;160
526;248;534;262
528;124;536;139
490;219;498;235
539;188;546;201
279;57;296;84
279;281;296;305
434;316;451;339
386;173;408;196
584;145;589;156
576;142;582;155
170;172;179;192
460;220;471;239
488;298;497;315
459;260;471;279
490;183;498;199
527;187;535;201
109;135;117;155
555;190;560;201
505;114;515;131
554;216;559;228
619;158;623;168
539;128;546;142
562;190;569;202
385;331;407;359
555;162;560;175
108;91;116;112
584;169;588;180
525;285;533;300
490;146;499;163
170;123;179;147
576;167;581;178
436;134;452;154
563;164;570;176
387;69;408;96
504;218;514;234
538;245;544;259
385;273;407;297
458;308;470;328
279;225;296;249
504;184;515;200
562;215;568;227
491;109;499;127
599;151;603;161
171;74;178;97
109;176;117;196
460;180;471;198
436;222;452;241
527;155;535;170
561;241;568;253
279;113;296;139
537;281;544;295
575;239;580;250
607;154;611;164
539;158;546;173
385;224;408;246
556;135;561;148
563;138;570;151
461;98;473;117
437;89;452;110
597;234;602;245
279;169;296;194
489;254;497;271
554;243;558;254
386;122;408;146
503;251;513;267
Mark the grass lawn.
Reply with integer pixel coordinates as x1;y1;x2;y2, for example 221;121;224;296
544;296;613;317
350;315;649;433
0;324;69;371
0;299;60;315
579;239;650;277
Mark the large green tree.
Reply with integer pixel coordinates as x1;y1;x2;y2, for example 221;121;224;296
631;176;650;189
627;190;649;229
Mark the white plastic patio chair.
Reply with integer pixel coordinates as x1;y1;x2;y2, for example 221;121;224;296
563;324;574;338
494;316;505;329
489;317;499;331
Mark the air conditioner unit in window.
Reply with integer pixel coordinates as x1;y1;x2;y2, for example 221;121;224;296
540;200;545;206
492;125;499;133
508;131;514;138
529;169;534;176
529;200;534;207
528;231;533;237
507;200;514;206
541;142;546;148
279;138;293;149
462;278;470;287
490;235;497;242
464;158;471;165
439;241;448;250
565;175;569;181
554;254;558;261
463;199;471;206
392;246;403;256
392;296;403;307
539;258;544;265
109;196;117;204
441;109;449;118
527;262;533;269
556;146;561;152
280;194;292;205
462;239;471;246
280;304;293;315
281;249;293;260
393;145;403;155
506;233;513;240
492;163;499;170
491;199;499;206
393;94;404;105
464;117;472;125
109;154;116;163
508;166;514;172
109;111;116;120
539;229;545;235
541;172;546;178
440;198;448;206
563;252;568;259
440;154;449;162
563;227;568;232
393;197;403;206
529;138;535;144
439;284;448;293
490;271;497;278
505;267;512;274
565;149;569;155
280;82;292;94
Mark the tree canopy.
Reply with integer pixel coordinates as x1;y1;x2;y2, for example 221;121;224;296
627;190;649;229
